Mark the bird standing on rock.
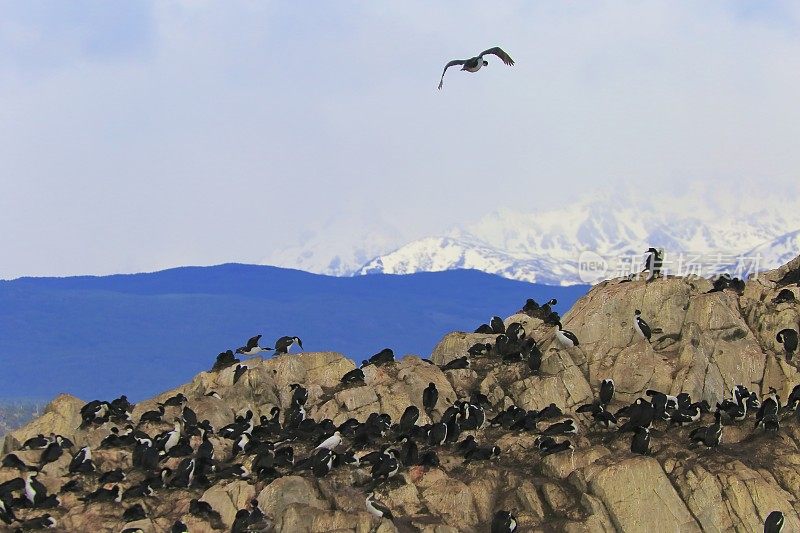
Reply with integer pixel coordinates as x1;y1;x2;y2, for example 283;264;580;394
438;47;514;90
776;329;797;362
555;322;579;349
764;510;784;533
491;510;518;533
599;379;615;407
233;364;248;385
315;431;342;451
275;336;303;355
633;310;652;342
643;248;663;280
689;410;723;448
631;426;650;455
366;492;393;521
423;383;439;412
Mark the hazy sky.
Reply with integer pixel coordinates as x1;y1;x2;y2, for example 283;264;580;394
2;1;800;279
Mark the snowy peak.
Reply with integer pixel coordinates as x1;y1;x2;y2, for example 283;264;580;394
357;199;800;285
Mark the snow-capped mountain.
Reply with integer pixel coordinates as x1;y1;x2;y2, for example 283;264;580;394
744;229;800;272
260;211;407;276
357;199;800;285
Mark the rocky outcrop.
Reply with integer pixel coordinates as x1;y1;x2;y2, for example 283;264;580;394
2;257;800;532
3;394;84;454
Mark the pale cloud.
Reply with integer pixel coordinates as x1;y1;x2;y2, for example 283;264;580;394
1;1;799;278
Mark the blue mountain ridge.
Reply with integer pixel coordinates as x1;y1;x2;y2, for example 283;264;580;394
0;264;588;401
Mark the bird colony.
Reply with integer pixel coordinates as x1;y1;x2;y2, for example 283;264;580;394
2;254;800;532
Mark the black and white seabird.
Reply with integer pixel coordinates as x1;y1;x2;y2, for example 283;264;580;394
290;383;309;407
755;389;781;432
0;498;15;525
231;509;253;533
776;329;798;361
423;383;439;412
787;384;800;412
123;503;147;522
506;322;525;341
689;410;723;448
718;385;758;421
79;400;111;427
309;449;334;478
189;498;223;525
21;434;50;450
155;419;182;454
370;451;399;481
457;435;479;455
540;439;573;457
17;513;57;530
212;350;239;372
233;364;249;385
366;492;394;521
122;482;154;500
468;342;492;356
80;484;122;504
555;322;579;349
398;437;418;466
599;378;615;407
630;426;650;455
139;404;165;424
39;436;66;466
68;446;94;474
541;418;577;437
464;445;501;462
474;323;494;334
235;335;272;356
490;316;506;334
171;520;189;533
646;389;677;421
772;289;796;304
2;453;27;471
341;367;365;385
592;408;618;429
633;310;652;342
537;403;564;420
24;471;55;507
363;348;395;367
438;47;515;90
243;499;269;531
491;510;518;533
163;393;188;407
670;400;708;426
398;405;420;434
428;422;448;446
617;398;655;432
275;336;303;354
764;510;785;533
643;247;663;280
170;458;196;488
527;341;543;374
98;468;126;485
441;356;470;371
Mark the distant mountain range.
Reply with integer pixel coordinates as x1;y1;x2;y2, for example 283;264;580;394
266;199;800;286
0;264;587;401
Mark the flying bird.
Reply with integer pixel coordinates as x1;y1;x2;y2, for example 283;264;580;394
235;335;272;357
438;47;514;90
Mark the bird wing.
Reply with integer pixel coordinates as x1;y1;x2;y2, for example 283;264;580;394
479;47;514;66
246;335;261;349
438;59;466;90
